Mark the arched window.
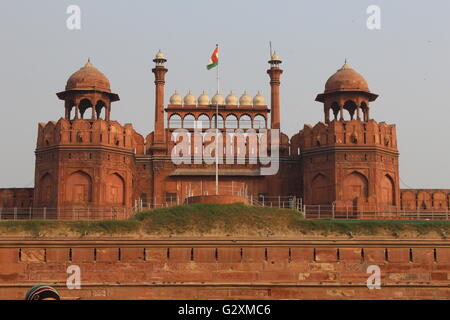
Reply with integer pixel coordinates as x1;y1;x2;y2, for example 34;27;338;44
225;114;238;129
79;99;93;119
211;114;224;128
344;100;357;120
95;100;107;119
183;114;195;129
198;114;210;129
254;115;266;129
169;114;182;128
239;114;252;129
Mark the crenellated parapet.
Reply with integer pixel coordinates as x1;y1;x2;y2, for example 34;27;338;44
298;119;397;151
36;118;144;153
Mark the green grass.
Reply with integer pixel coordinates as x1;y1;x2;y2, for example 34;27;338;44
0;203;449;237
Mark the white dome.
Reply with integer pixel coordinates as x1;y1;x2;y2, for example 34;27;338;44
184;91;196;105
211;92;224;105
239;91;252;105
225;91;238;105
170;90;182;105
155;50;166;60
198;91;210;105
253;91;265;106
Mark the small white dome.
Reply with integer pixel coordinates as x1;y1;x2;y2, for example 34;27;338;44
253;91;265;106
198;91;210;105
170;90;182;105
155;50;166;60
184;91;196;105
271;52;280;61
239;91;252;105
211;92;224;105
225;91;238;105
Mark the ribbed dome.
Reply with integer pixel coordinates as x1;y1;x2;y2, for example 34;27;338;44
198;91;210;105
211;92;224;105
239;91;252;105
225;91;238;105
184;91;196;105
253;91;265;106
324;63;369;93
170;90;182;105
66;60;111;92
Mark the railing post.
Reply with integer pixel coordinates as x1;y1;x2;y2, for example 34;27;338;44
318;205;321;219
446;206;448;221
14;208;17;220
43;207;46;220
332;204;335;220
0;207;2;220
346;205;349;220
72;208;75;220
29;207;32;220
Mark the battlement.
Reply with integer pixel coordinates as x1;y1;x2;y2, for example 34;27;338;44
291;119;397;154
36;118;145;154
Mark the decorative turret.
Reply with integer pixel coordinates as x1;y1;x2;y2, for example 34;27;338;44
56;59;119;122
315;62;378;123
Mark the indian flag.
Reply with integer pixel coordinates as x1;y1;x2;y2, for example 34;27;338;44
207;45;219;70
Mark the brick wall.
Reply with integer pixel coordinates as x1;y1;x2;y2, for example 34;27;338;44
0;239;449;300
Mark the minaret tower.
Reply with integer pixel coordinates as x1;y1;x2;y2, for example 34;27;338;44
151;50;168;154
267;52;283;129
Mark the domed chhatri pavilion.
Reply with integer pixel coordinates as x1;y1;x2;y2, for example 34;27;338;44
0;51;447;218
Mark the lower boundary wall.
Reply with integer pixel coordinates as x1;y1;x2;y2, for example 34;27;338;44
0;239;449;300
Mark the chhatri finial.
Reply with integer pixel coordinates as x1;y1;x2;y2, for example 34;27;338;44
84;58;93;68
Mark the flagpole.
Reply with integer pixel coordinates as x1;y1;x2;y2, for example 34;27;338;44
215;44;219;195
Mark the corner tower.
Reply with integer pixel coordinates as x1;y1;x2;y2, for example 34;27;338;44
297;62;400;217
33;60;136;218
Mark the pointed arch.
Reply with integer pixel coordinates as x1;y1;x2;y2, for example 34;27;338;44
311;173;329;205
39;173;53;204
343;171;368;201
381;174;396;206
107;173;125;205
65;170;92;203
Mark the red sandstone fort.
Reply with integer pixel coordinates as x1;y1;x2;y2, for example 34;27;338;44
0;51;448;219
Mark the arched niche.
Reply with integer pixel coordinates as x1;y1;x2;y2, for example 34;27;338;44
107;173;125;205
65;171;92;203
39;173;53;204
380;174;395;206
311;173;329;205
343;171;368;202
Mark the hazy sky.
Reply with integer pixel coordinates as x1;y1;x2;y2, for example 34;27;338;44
0;0;449;188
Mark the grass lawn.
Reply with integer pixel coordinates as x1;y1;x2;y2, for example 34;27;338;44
0;203;449;237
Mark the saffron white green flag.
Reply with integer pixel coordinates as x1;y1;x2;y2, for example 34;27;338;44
207;45;219;70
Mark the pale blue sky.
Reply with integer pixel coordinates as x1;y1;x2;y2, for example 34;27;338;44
0;0;449;188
